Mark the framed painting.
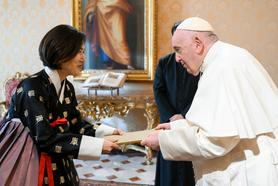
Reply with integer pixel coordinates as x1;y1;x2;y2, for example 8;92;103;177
72;0;157;80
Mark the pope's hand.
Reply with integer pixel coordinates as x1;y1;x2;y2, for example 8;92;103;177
141;130;160;151
102;139;120;154
155;123;171;130
169;114;184;122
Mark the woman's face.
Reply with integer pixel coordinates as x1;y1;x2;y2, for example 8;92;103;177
60;44;85;77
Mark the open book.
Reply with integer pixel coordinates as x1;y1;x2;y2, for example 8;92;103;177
82;72;127;88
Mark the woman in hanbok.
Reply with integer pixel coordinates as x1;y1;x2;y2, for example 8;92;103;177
1;24;121;186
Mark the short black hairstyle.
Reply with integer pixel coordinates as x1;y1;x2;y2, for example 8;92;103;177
39;24;86;69
171;21;182;35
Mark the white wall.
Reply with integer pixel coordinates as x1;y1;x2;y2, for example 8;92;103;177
0;0;72;101
1;0;278;101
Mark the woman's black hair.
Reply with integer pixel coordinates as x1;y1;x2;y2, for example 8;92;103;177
39;24;86;69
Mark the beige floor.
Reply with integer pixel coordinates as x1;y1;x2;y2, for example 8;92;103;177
75;151;156;186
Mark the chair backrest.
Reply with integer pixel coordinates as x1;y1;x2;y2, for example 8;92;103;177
4;72;29;108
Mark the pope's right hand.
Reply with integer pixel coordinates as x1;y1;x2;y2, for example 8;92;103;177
102;139;120;154
155;123;171;130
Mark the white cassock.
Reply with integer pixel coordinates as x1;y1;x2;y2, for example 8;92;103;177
159;41;278;186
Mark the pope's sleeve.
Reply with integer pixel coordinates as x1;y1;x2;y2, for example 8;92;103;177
158;119;240;161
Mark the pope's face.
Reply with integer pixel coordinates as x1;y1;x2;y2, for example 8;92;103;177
172;30;203;76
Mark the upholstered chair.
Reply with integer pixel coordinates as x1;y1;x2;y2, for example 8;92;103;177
0;72;29;121
4;72;29;108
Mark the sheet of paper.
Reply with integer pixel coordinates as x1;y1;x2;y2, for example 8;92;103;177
104;130;155;145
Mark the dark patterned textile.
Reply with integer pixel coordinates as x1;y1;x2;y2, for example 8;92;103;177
4;70;97;186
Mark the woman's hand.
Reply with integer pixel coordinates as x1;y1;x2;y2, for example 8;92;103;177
102;139;120;154
112;128;124;135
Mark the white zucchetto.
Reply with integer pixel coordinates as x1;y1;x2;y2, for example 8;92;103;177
177;17;214;31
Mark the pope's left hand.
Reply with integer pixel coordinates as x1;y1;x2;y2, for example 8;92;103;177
141;130;160;151
113;128;124;135
169;114;184;122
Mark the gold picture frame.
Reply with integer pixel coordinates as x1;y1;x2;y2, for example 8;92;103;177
72;0;157;81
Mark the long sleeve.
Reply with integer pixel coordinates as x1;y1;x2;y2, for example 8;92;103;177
6;70;107;185
8;73;104;159
154;53;199;122
153;56;177;122
185;41;278;138
78;124;115;160
68;82;98;136
15;83;83;158
180;103;191;117
159;119;240;161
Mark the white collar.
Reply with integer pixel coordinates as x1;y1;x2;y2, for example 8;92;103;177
201;40;222;73
44;66;66;103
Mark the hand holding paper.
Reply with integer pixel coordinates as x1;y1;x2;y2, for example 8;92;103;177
112;128;124;135
102;139;120;154
141;130;161;151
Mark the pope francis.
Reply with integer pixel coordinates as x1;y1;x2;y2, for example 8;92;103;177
142;17;278;186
